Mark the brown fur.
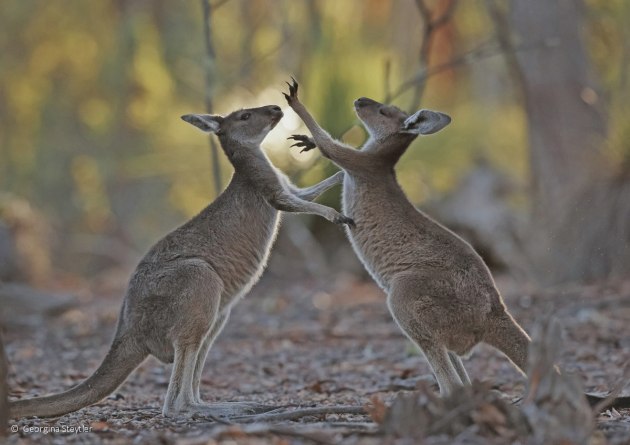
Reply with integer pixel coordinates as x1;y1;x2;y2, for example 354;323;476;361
284;82;532;396
287;83;630;409
10;104;351;419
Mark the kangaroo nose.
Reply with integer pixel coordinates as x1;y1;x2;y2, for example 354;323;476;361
354;97;375;108
269;105;283;122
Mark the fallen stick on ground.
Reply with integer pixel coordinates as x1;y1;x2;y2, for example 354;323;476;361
207;420;380;445
230;405;367;423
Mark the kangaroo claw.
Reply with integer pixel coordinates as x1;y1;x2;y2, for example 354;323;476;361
283;77;300;104
288;134;316;152
334;214;355;227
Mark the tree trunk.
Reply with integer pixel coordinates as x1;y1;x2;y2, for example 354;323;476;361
510;0;607;211
508;0;630;283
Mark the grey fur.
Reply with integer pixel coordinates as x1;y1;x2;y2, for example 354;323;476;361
10;104;351;419
288;84;630;410
284;81;530;396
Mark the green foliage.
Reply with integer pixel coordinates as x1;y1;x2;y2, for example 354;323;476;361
0;0;626;255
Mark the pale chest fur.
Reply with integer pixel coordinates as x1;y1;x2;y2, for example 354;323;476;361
144;183;281;310
207;194;280;306
219;216;280;305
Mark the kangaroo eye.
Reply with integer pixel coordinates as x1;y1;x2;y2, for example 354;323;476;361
379;109;387;116
241;113;251;121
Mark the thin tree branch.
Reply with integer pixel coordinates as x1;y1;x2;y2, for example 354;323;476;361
414;0;431;20
331;27;556;140
432;0;458;28
324;37;555;142
238;37;289;77
387;37;556;104
383;58;392;103
484;0;529;103
409;0;458;109
201;0;223;195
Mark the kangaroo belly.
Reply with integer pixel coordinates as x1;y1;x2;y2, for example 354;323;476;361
346;218;418;290
342;177;475;291
342;181;414;290
216;211;280;307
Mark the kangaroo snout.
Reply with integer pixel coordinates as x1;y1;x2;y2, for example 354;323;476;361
354;97;377;108
268;105;283;115
268;105;284;123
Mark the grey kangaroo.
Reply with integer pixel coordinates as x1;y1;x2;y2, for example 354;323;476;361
10;104;353;419
284;79;630;409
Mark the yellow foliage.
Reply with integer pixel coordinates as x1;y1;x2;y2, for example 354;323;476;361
0;0;624;249
71;155;112;232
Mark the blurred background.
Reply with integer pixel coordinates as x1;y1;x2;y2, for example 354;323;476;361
1;0;629;302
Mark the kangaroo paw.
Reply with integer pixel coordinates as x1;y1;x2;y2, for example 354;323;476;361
288;134;316;152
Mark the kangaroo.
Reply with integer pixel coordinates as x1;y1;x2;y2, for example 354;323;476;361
10;104;353;420
284;79;630;409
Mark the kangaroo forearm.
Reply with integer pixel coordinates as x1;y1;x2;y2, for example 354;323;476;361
291;103;360;169
266;192;354;226
268;193;332;218
293;172;343;201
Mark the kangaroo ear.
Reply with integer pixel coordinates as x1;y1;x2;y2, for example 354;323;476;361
181;114;223;133
402;109;451;135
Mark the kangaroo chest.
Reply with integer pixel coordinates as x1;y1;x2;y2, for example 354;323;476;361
212;197;280;302
153;187;280;307
342;177;422;291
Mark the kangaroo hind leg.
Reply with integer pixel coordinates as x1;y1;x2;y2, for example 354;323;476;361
449;351;471;385
191;310;230;404
161;261;223;417
421;344;464;395
160;261;276;419
387;274;464;396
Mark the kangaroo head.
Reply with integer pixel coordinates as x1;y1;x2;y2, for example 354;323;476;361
354;97;450;144
181;105;284;149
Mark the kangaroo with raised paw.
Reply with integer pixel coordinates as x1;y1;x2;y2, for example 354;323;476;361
284;78;630;409
10;103;353;420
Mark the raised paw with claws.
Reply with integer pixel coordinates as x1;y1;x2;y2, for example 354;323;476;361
282;77;300;106
288;134;316;153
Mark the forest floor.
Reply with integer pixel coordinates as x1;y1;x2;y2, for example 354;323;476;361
4;273;630;444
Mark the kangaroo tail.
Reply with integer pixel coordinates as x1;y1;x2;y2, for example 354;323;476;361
10;334;147;419
485;312;630;411
483;310;532;374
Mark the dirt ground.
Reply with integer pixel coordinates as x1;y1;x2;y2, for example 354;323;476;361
3;272;630;444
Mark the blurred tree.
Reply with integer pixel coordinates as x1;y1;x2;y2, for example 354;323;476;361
201;0;223;195
505;0;630;283
0;0;627;284
408;0;457;109
510;0;606;215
